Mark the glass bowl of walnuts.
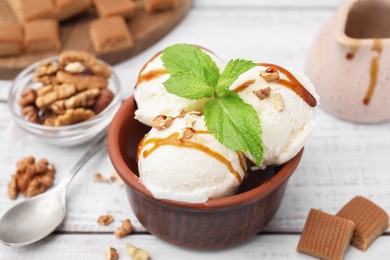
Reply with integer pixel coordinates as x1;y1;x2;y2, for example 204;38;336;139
8;51;121;146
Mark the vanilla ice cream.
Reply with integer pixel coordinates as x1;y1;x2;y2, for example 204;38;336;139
229;64;319;167
134;48;225;126
137;113;247;203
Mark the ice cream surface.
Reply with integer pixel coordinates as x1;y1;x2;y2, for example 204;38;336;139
134;48;225;126
230;64;319;167
137;113;247;203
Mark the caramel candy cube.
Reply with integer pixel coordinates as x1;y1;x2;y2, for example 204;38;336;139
93;0;136;18
24;19;61;53
0;23;24;56
54;0;92;21
89;16;134;55
337;196;389;251
7;0;56;22
143;0;178;13
297;209;355;260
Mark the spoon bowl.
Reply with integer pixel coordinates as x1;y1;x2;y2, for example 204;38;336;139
0;190;65;246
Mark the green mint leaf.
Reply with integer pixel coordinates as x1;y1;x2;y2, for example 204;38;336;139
204;92;263;165
215;59;257;96
161;44;220;88
163;71;214;100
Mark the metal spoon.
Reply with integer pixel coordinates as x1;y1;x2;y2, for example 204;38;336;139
0;136;107;246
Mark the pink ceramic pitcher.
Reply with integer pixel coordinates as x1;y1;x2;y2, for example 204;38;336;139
306;0;390;123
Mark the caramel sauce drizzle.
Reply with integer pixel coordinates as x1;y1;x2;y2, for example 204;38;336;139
233;79;256;93
363;39;383;105
237;152;247;172
346;39;361;60
137;69;168;85
259;63;317;107
138;132;243;183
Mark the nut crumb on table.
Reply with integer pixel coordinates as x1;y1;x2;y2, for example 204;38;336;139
98;214;114;226
114;219;133;238
105;247;119;260
125;242;150;260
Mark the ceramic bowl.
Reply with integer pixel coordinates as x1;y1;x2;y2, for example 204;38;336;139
107;96;303;250
8;57;122;146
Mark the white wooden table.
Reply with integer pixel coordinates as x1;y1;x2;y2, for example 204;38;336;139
1;1;389;259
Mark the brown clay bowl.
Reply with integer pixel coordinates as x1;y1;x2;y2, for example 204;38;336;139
107;96;303;250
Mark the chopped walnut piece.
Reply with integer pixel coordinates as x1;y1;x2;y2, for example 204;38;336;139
114;219;133;238
125;243;150;260
94;172;107;182
33;61;60;85
179;127;194;140
260;67;279;83
273;93;285;112
43;108;96;126
176;110;186;118
8;156;55;199
35;84;77;108
57;70;108;91
18;88;37;107
105;247;119;260
152;115;174;130
98;214;114;226
253;87;271;100
22;106;40;123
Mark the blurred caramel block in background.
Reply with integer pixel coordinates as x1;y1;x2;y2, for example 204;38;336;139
54;0;92;21
92;0;136;18
0;23;24;56
7;0;56;22
24;19;61;53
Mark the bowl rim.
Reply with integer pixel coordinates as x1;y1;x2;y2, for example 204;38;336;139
108;95;303;211
7;56;122;132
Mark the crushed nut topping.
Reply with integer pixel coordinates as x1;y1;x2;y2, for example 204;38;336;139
64;62;86;74
125;243;150;260
179;127;194;140
273;93;285;112
176;110;186;118
260;67;279;82
114;219;133;238
152;115;174;130
105;247;119;260
253;87;271;100
98;214;114;226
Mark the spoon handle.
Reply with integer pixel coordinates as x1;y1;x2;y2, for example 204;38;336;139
58;135;107;191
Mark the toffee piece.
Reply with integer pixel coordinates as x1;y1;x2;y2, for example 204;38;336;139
89;16;134;55
143;0;178;13
24;19;61;53
55;0;92;21
337;196;389;251
7;0;56;22
297;209;355;260
0;23;24;56
93;0;136;18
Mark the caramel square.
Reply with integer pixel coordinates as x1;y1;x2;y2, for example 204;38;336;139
89;16;134;55
93;0;136;18
143;0;178;13
24;19;61;53
7;0;56;22
0;23;24;56
337;196;389;251
297;209;355;260
55;0;92;21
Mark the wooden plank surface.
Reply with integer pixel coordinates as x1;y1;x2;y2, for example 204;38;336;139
1;0;390;258
1;234;389;259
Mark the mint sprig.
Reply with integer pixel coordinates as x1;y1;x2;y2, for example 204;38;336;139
161;44;263;165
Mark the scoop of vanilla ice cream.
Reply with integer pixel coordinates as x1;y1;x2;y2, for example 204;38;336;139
137;113;246;203
229;65;319;167
134;49;225;126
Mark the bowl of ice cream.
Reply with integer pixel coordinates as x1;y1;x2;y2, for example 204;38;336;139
108;44;318;249
108;96;304;249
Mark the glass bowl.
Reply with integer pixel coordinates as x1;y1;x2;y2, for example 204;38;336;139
8;57;122;146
